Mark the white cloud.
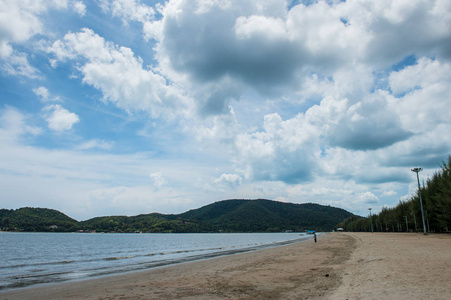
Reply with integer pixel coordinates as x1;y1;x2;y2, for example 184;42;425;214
0;108;205;219
48;28;188;119
235;15;287;42
149;172;167;188
77;139;113;151
389;58;451;132
389;58;451;96
0;0;85;77
33;86;50;101
145;0;451;113
215;173;242;189
0;106;42;144
339;0;451;64
33;86;62;103
43;104;79;131
1;51;40;78
382;190;397;197
73;1;86;17
2;0;451;219
235;112;319;183
0;0;43;47
354;192;379;205
322;91;412;150
148;0;308;109
100;0;155;25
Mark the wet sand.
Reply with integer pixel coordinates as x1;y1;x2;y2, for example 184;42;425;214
1;232;450;299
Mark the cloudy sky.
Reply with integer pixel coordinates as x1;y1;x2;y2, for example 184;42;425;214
1;0;450;221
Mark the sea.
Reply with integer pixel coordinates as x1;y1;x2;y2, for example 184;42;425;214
0;232;311;291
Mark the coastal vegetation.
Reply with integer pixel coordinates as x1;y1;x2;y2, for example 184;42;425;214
0;199;355;233
339;157;451;233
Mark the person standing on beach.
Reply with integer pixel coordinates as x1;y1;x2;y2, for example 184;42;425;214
314;232;317;243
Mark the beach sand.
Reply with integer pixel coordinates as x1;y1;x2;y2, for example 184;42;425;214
1;232;450;299
331;232;451;300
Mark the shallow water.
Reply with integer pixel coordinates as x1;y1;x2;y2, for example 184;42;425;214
0;232;310;290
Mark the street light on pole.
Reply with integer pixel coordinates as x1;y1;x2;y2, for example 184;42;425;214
411;167;427;235
369;208;373;233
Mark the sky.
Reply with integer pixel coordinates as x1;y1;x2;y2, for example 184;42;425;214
1;0;450;221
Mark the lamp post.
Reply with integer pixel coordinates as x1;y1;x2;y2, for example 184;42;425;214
411;168;427;235
369;208;373;233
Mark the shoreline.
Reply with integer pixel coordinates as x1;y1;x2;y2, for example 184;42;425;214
2;232;449;299
1;233;355;299
0;233;312;292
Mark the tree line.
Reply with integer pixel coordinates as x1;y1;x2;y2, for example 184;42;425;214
338;156;451;233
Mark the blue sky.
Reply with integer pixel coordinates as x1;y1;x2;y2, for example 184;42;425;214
1;0;450;221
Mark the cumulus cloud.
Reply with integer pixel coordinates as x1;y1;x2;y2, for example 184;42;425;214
389;58;451;132
0;0;43;50
143;0;451;109
99;0;155;26
33;86;50;101
353;192;379;205
0;0;85;77
321;91;413;150
149;172;167;188
45;0;451;190
48;28;188;118
2;0;451;217
73;1;86;17
235;112;319;184
340;0;451;65
43;104;79;131
148;0;306;111
215;173;242;189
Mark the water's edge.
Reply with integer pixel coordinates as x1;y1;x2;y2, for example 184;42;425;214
0;233;315;292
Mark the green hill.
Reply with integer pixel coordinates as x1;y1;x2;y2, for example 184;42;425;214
79;213;206;233
0;207;78;232
173;199;354;232
1;199;357;233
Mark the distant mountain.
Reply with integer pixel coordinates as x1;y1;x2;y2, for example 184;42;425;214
1;199;357;233
0;207;78;232
170;199;355;232
79;213;206;233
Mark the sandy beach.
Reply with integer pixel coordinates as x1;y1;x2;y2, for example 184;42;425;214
331;232;451;300
1;232;450;299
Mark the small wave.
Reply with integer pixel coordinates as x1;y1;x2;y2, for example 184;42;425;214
144;245;250;258
0;260;74;270
103;255;136;261
10;270;71;281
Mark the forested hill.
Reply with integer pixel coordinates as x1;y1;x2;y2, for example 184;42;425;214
1;199;356;233
169;199;355;232
0;207;78;232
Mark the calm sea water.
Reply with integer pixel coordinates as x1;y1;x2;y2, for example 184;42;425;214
0;232;310;291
